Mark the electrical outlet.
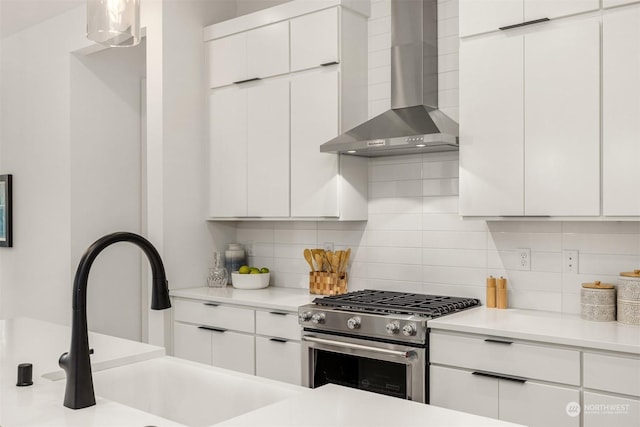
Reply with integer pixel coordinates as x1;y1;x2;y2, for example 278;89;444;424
564;250;579;274
323;242;334;252
519;248;531;271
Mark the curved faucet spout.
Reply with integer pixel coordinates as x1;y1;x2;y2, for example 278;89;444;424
60;232;172;409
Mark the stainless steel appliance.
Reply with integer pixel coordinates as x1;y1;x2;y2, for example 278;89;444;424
299;290;480;403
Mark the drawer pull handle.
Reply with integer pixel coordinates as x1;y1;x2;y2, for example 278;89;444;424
320;61;339;67
499;17;550;31
269;311;289;316
472;371;527;384
269;338;288;343
233;77;261;85
204;302;220;307
198;326;226;333
484;338;513;345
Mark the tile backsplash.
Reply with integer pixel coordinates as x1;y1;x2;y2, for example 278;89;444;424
235;0;640;315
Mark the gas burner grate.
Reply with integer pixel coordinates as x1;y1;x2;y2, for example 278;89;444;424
314;289;480;317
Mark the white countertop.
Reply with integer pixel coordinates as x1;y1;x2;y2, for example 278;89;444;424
428;307;640;354
0;317;522;427
217;383;521;427
170;286;317;312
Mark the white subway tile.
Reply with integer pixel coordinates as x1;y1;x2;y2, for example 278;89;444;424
368;32;391;52
318;221;367;231
438;16;459;39
370;0;391;19
252;242;275;258
487;221;563;234
367;213;423;231
438;88;459;108
369;81;391;101
439;106;459;122
273;229;317;245
422;283;485;301
439;52;459;73
273;221;317;230
369;50;391;68
368;66;391;85
561;294;581;315
366;262;423;282
561;273;620;294
367;246;423;265
423;160;459;178
422;265;487;286
423;178;459;196
438;34;459;55
422;248;486;268
371;162;422;181
423;196;459;214
422;230;487;250
531;252;563;273
438;70;459;91
369;197;423;214
370;180;423;198
488;232;562;252
237;228;274;243
422;151;459;163
495;270;562;292
562;221;640;234
562;233;640;255
367;230;423;247
576;253;640;275
317;230;367;247
509;290;562;312
368;16;391;37
423;213;488;232
438;0;459;20
368;98;391;118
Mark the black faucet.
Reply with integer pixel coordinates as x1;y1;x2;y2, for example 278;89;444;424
59;232;172;409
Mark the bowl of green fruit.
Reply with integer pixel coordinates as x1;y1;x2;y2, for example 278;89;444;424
231;266;270;289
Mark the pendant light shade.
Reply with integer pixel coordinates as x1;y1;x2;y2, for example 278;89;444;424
87;0;140;47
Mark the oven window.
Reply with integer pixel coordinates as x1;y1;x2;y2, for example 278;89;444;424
313;349;407;399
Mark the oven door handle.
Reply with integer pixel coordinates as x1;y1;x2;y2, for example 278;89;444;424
301;336;416;360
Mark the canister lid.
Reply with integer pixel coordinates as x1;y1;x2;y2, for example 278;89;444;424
582;281;615;289
620;269;640;278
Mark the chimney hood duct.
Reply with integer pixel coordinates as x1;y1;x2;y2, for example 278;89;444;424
321;0;458;157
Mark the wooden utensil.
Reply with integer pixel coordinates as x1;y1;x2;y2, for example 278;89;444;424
314;253;324;273
303;249;315;272
331;253;340;274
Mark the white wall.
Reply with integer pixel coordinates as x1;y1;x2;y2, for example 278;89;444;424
235;0;640;314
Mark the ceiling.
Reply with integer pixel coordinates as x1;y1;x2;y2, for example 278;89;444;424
1;0;83;39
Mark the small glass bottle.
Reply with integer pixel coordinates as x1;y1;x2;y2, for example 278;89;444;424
207;252;228;288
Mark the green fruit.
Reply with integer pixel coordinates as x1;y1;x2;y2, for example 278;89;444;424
249;269;260;274
260;267;270;273
238;265;250;274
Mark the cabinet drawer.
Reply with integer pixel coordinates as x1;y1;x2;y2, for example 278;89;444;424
173;322;211;365
584;353;640;397
430;365;499;418
430;332;580;385
255;311;300;341
584;391;640;427
211;330;255;375
172;298;255;333
255;337;301;385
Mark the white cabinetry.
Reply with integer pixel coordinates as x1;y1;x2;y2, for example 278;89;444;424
460;17;600;216
208;21;289;88
206;2;368;220
460;0;599;37
604;0;640;8
430;331;581;427
602;6;640;216
172;298;302;385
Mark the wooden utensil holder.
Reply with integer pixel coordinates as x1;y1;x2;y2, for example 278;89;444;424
309;272;348;296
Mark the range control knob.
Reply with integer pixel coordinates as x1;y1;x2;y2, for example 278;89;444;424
346;316;361;330
402;323;417;336
311;313;326;324
385;321;400;335
298;312;313;322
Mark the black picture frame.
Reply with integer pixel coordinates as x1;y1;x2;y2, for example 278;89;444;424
0;174;13;248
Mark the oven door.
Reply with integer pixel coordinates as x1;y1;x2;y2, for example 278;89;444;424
301;332;426;403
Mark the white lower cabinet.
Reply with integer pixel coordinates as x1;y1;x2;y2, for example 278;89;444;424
583;392;640;427
172;298;302;385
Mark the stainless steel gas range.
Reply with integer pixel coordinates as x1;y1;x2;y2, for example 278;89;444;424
298;289;480;403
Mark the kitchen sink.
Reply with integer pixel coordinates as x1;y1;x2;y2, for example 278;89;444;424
91;356;303;427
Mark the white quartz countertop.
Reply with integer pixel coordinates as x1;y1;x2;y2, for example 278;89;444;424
216;383;521;427
170;286;317;312
428;307;640;354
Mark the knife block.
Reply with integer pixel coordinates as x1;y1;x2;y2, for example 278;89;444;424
309;272;348;296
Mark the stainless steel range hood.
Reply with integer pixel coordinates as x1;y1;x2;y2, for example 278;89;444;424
321;0;458;157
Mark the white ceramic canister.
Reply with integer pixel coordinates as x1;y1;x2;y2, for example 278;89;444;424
617;269;640;326
225;243;246;284
581;281;616;322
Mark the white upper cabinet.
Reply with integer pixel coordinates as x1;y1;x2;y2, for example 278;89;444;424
602;6;640;216
524;19;600;216
459;34;524;216
604;0;640;7
460;0;599;37
208;21;289;88
290;8;340;72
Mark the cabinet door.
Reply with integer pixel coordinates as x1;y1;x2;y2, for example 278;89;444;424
459;0;523;37
247;21;289;79
208;32;247;88
525;0;599;22
209;86;248;217
290;8;339;72
247;80;290;217
290;70;340;217
603;8;640;216
604;0;640;7
499;380;579;427
430;366;499;418
255;337;301;385
211;330;255;375
459;34;524;216
524;19;600;216
173;322;211;365
584;391;640;427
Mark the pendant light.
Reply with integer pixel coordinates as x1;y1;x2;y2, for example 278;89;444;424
87;0;140;47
